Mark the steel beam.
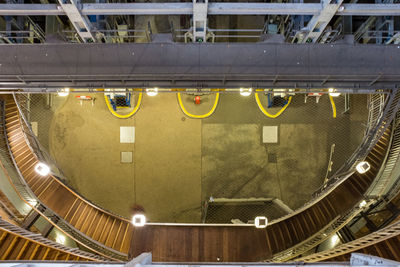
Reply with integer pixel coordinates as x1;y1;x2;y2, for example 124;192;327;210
57;0;95;43
298;0;344;43
0;43;400;89
0;3;400;16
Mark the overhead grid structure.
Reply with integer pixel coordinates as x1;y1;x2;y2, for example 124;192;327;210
0;1;400;43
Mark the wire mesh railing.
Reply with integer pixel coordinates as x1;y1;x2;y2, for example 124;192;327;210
296;218;400;262
313;90;399;197
0;218;106;261
0;96;128;261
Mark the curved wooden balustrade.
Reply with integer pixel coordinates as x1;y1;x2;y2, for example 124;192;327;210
2;95;394;262
296;218;400;262
0;218;104;261
297;173;400;263
3;97;133;258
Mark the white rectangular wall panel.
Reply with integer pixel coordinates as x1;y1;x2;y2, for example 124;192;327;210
120;126;135;143
263;126;278;143
121;151;133;163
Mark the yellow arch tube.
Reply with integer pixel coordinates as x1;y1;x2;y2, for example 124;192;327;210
329;95;337;118
177;92;220;119
255;93;292;118
104;92;143;119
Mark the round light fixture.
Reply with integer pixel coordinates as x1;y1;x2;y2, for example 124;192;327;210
328;88;341;97
56;234;66;244
359;200;367;208
356;161;371;174
58;88;70;97
34;162;50;176
254;216;268;228
132;214;146;227
146;88;158;96
240;88;252;96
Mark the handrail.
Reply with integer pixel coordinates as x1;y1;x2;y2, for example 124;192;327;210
13;93;130;222
270;201;372;262
296;218;400;262
312;90;399;197
275;95;400;262
1;97;128;261
0;218;105;261
6;91;400;262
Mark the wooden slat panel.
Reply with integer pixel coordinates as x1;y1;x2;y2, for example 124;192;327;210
130;225;271;262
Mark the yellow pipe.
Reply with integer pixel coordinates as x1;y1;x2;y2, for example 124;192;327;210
329;95;337;118
177;92;220;119
104;92;142;119
255;93;292;118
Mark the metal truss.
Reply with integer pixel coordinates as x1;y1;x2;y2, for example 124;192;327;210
57;0;96;43
297;0;344;43
0;3;399;16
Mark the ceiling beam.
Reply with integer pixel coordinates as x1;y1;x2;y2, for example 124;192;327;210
57;0;96;43
297;0;344;43
0;3;400;16
0;43;400;89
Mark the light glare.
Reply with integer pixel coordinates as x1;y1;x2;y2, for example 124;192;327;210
132;214;146;227
34;162;50;176
146;88;158;96
356;161;371;174
328;88;341;97
359;200;367;208
240;88;252;96
254;216;268;228
56;234;66;244
58;88;70;97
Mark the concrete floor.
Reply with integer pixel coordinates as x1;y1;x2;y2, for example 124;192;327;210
40;93;368;222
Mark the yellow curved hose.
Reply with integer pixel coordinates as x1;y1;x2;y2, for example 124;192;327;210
329;95;337;118
104;92;142;119
177;93;219;119
255;93;292;118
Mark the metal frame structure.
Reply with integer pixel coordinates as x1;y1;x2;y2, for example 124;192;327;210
0;43;400;89
0;3;400;16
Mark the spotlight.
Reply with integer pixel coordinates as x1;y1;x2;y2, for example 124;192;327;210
359;200;367;208
328;88;341;97
146;88;158;96
330;234;339;246
356;161;371;174
240;88;252;96
34;162;50;176
132;214;146;227
56;234;66;244
254;216;268;228
58;88;70;97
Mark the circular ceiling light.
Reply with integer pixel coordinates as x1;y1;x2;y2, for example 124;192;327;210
34;162;50;176
146;88;158;96
328;88;341;97
58;88;70;97
240;88;252;96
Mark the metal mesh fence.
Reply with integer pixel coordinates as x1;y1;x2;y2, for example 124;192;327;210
12;91;371;224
